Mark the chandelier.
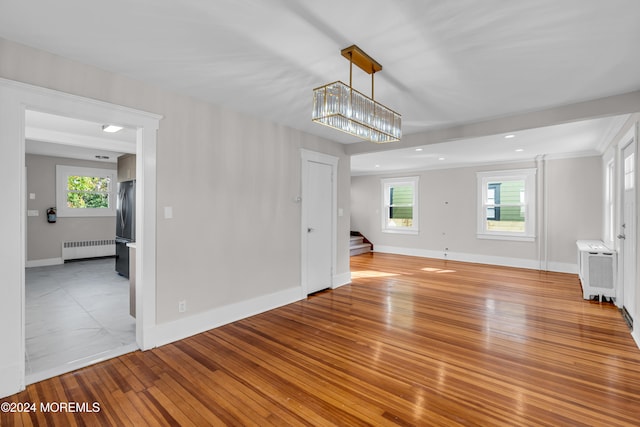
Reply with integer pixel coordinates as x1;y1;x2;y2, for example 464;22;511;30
312;45;401;143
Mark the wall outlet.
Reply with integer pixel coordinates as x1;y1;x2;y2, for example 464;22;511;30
178;300;186;313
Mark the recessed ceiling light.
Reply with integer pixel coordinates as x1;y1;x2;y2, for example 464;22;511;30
415;148;423;152
505;134;516;139
375;164;381;168
438;157;445;161
515;148;524;152
102;124;123;133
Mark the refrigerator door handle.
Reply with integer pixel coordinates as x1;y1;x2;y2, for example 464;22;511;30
120;190;126;230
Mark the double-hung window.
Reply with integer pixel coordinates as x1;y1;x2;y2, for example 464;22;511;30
477;169;536;241
381;176;419;234
56;165;117;217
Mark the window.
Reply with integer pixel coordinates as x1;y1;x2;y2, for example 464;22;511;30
604;159;615;245
486;183;501;220
477;169;536;241
381;177;419;234
56;165;116;217
624;151;635;191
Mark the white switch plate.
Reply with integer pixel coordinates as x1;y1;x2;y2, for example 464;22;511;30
29;193;35;200
338;208;344;217
164;206;173;219
27;210;39;217
178;300;186;313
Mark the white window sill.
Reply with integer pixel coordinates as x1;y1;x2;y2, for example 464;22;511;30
477;234;535;242
57;207;116;218
383;229;419;235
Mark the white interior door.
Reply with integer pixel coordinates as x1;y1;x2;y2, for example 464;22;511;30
306;161;333;294
621;139;636;322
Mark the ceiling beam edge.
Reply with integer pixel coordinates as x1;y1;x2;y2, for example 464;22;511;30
345;89;640;155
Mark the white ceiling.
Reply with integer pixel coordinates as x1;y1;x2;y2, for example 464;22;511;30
352;114;629;174
24;110;136;163
3;0;640;172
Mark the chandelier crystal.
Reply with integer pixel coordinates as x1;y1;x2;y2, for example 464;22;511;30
312;45;401;143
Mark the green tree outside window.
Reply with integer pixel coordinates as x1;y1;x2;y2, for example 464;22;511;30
66;175;111;208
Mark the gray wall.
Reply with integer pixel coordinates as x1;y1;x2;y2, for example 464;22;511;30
546;157;604;264
25;153;117;262
1;37;351;325
351;156;603;271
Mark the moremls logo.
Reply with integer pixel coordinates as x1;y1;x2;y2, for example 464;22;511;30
40;402;101;413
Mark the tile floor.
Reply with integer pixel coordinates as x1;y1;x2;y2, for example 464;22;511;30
25;258;137;384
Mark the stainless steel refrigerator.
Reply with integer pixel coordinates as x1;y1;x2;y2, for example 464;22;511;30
116;180;135;277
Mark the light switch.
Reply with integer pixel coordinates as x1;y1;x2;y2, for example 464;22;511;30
164;206;173;219
27;210;39;217
338;208;344;217
29;193;36;200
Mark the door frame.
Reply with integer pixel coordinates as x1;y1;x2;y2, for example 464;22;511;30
617;126;637;326
300;149;338;297
0;77;160;397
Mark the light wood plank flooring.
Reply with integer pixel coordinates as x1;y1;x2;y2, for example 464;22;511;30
2;253;640;426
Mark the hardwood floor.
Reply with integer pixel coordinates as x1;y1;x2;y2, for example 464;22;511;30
3;252;640;426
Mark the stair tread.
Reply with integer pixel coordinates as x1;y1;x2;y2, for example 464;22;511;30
350;243;371;249
350;244;372;256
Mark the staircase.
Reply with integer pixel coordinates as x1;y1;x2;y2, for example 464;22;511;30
350;232;372;256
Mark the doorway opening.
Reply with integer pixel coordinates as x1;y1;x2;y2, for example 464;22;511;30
0;78;160;396
24;110;138;383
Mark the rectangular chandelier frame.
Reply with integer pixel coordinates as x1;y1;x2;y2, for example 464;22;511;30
312;45;402;144
312;81;401;143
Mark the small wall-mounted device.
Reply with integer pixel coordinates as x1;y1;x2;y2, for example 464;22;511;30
46;207;57;223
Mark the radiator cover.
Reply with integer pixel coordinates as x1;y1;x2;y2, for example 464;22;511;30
576;240;616;301
62;239;116;261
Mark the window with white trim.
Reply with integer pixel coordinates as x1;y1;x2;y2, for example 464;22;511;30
604;159;615;245
381;176;419;234
477;169;536;241
56;165;117;217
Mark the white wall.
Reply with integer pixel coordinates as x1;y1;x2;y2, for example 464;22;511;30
0;37;351;397
152;99;351;323
351;156;602;272
545;157;604;265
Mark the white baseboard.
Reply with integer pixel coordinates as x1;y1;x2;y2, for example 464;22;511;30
546;261;577;274
0;362;22;399
333;271;352;289
374;245;577;274
632;328;640;350
150;286;303;349
26;258;63;268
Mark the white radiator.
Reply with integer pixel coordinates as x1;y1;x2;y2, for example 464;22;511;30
62;239;116;261
576;240;616;301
